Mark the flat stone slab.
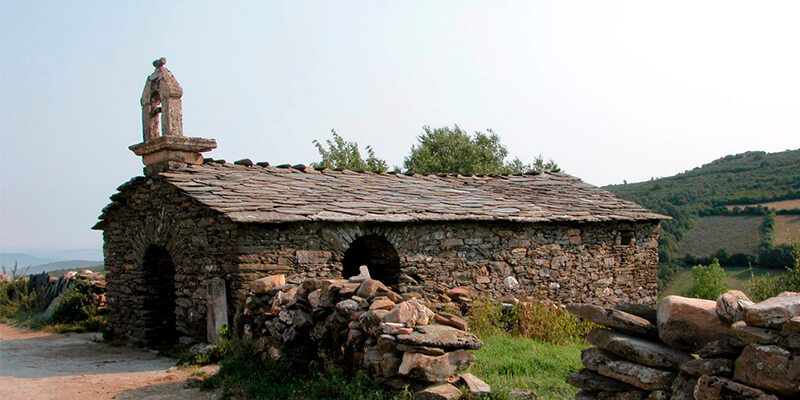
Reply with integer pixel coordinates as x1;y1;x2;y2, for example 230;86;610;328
679;358;733;377
396;324;483;350
567;303;656;337
580;347;619;371
614;303;657;324
415;382;462;400
694;375;779;400
743;291;800;329
458;372;491;394
566;369;637;392
730;321;779;347
586;328;693;370
597;360;676;390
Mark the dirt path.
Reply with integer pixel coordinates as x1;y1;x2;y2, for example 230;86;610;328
0;324;220;400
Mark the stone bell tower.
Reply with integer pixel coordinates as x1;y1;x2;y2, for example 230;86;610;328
129;58;216;175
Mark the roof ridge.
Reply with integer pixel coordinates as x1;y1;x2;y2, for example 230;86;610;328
199;157;558;179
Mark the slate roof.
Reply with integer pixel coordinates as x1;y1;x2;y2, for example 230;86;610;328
99;160;668;225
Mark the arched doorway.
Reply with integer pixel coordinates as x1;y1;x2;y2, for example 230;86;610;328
141;245;177;349
342;235;401;286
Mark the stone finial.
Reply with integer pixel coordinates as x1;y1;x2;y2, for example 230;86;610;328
130;58;216;175
141;57;183;140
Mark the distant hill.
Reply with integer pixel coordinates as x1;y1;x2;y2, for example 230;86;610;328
26;260;104;276
1;251;103;276
604;149;800;281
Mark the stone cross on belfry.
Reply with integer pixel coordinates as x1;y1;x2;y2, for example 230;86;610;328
129;58;216;176
141;57;184;141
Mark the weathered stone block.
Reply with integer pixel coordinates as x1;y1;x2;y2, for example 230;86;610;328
743;291;800;329
693;375;778;400
734;344;800;396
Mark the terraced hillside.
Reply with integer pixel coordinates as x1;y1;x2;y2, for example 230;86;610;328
605;149;800;264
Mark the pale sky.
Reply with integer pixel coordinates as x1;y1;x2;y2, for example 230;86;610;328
1;1;798;255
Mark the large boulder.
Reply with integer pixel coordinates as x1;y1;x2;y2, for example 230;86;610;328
397;350;475;382
734;344;800;397
657;295;730;352
742;291;800;329
693;375;779;400
716;290;753;325
383;300;435;327
586;328;692;369
567;303;656;337
396;324;483;350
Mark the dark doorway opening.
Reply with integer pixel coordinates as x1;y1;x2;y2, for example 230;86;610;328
141;245;177;349
342;235;401;286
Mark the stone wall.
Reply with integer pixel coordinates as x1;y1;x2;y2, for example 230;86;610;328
98;176;660;345
99;177;239;345
233;220;660;307
566;291;800;399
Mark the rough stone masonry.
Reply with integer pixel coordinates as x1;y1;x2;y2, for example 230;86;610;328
94;58;669;346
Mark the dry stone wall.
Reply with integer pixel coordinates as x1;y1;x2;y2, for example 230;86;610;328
567;291;800;399
236;272;490;399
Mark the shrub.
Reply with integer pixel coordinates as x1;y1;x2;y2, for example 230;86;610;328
468;296;594;344
51;281;95;324
687;258;729;300
0;264;37;322
749;242;800;301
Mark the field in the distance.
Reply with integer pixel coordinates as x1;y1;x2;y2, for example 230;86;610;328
775;215;800;245
660;266;775;299
678;216;763;257
726;198;800;211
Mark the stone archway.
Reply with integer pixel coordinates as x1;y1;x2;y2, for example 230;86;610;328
342;235;401;286
141;245;177;349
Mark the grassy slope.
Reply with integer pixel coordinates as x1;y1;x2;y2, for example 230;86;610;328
659;265;776;299
472;333;582;400
678;216;763;256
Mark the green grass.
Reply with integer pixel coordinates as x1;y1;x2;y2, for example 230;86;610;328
660;265;776;299
678;216;763;257
471;332;583;400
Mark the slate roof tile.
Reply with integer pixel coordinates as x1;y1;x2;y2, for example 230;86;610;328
100;162;669;225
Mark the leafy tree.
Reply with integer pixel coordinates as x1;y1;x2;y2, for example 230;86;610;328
403;125;558;175
688;258;729;300
311;130;388;172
